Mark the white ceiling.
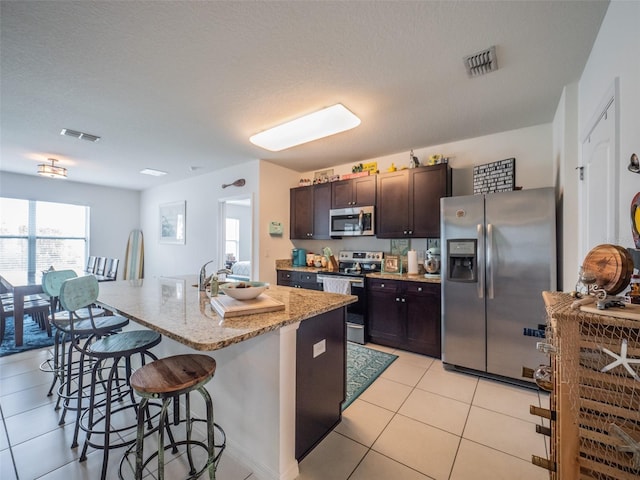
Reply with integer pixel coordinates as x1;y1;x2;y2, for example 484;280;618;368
0;1;609;191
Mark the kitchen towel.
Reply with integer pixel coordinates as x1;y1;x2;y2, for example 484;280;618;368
408;250;419;274
322;277;351;295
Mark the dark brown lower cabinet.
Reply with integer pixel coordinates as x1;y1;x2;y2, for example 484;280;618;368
367;278;441;358
277;270;321;290
295;307;346;460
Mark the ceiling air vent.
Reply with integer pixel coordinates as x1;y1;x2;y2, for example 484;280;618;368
464;46;498;77
60;128;101;142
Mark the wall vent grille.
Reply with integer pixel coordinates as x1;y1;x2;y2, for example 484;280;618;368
60;128;101;142
464;46;498;77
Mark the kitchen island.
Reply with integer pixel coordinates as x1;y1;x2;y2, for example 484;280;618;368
96;275;356;480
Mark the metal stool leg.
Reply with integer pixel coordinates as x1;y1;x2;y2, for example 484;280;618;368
134;397;148;480
198;385;217;480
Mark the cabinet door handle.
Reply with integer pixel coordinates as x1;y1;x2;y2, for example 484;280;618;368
381;283;385;288
396;297;400;302
417;287;422;292
408;230;413;235
401;298;406;303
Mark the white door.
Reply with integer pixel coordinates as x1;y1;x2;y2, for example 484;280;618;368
580;95;618;259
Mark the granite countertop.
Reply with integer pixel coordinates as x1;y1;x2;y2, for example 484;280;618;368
276;259;441;284
365;272;441;284
96;275;356;351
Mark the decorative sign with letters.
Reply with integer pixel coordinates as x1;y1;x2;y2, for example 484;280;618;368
473;158;515;194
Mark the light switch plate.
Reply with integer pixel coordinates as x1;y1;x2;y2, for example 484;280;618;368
269;221;283;236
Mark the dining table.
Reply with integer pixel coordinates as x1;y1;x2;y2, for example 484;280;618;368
0;271;46;347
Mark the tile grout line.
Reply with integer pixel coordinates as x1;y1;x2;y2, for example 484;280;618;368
446;377;479;480
0;402;20;480
344;353;440;480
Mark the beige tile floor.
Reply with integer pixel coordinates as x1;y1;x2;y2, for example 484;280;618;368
0;343;550;479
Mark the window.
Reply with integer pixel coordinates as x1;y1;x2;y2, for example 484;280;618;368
0;198;89;275
225;217;240;263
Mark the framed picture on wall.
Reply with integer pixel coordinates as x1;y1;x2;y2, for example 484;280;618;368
159;201;186;244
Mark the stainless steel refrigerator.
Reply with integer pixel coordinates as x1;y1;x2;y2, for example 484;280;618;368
440;187;556;384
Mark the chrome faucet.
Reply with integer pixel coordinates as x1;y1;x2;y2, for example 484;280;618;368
216;268;232;275
199;260;214;291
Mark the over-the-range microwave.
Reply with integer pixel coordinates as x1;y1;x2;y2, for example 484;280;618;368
329;206;375;236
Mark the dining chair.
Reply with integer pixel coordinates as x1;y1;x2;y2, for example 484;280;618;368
95;257;107;276
105;258;119;281
0;294;51;344
85;256;98;273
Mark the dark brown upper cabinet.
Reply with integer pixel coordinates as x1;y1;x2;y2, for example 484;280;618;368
290;183;331;240
376;164;451;238
330;175;376;209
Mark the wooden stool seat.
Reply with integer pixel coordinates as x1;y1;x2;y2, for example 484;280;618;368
130;354;216;396
120;354;224;480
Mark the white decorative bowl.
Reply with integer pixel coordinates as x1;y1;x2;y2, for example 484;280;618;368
219;281;268;300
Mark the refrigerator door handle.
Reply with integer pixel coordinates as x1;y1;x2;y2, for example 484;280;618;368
487;223;494;299
477;223;484;299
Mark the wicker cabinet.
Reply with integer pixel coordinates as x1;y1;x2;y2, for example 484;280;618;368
541;292;640;479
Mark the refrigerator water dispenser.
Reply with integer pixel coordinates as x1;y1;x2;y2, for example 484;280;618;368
447;239;477;282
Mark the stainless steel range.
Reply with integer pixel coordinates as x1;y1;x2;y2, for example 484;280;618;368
317;251;382;344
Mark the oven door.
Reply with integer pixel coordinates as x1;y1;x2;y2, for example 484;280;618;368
346;280;366;344
318;274;366;344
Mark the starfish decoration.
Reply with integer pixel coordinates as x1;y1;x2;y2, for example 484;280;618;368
600;339;640;382
610;423;640;469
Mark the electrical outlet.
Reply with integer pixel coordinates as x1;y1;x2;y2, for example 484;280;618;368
313;339;326;358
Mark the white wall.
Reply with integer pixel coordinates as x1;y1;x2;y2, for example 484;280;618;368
578;0;640;251
553;83;579;290
257;161;300;284
302;123;554;196
139;161;261;280
0;172;139;279
295;123;555;259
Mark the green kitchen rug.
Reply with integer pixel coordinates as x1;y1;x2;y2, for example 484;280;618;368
344;342;398;410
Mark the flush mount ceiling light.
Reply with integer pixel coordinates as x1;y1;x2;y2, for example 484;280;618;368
37;158;67;179
249;104;361;152
140;168;168;176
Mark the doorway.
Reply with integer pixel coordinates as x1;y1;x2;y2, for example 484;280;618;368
218;195;253;279
580;80;619;259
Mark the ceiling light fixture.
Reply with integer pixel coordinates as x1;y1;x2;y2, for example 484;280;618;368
140;168;168;176
249;103;361;152
37;158;67;179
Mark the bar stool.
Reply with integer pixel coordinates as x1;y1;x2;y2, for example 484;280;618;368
58;275;162;480
39;269;126;431
119;354;226;480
